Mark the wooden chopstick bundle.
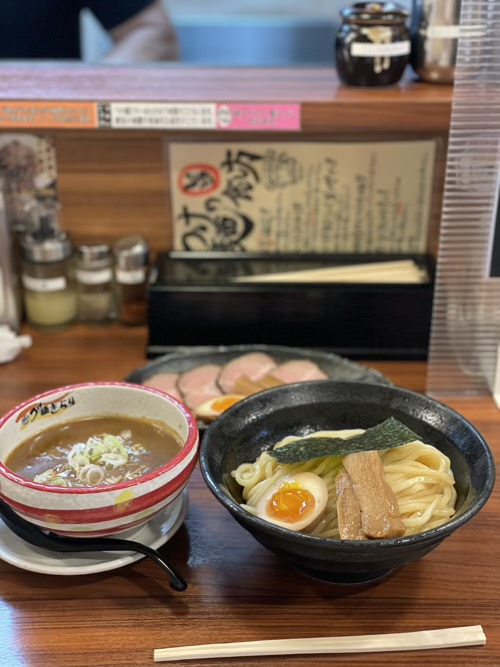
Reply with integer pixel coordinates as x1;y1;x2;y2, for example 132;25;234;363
231;259;428;284
154;625;485;662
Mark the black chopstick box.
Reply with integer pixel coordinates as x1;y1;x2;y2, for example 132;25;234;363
147;252;434;360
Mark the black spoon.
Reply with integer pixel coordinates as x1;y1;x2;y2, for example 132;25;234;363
0;499;187;591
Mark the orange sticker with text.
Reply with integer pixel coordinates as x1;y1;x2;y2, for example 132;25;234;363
0;102;98;128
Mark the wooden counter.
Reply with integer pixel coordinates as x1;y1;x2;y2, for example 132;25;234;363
0;325;498;667
0;66;452;133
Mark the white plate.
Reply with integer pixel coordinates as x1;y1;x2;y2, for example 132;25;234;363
0;490;188;576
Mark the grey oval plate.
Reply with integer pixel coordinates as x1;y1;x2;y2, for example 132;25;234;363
125;346;392;410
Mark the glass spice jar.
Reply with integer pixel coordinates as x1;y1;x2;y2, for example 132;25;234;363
76;242;115;324
21;231;77;331
336;2;411;87
113;235;149;326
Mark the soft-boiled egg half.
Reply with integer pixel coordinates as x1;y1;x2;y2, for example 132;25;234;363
194;394;246;423
255;472;328;532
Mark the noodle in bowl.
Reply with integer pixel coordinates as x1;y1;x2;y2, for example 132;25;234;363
0;383;199;537
233;432;457;539
200;381;495;583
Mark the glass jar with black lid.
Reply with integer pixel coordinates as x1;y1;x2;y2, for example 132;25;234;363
336;2;411;86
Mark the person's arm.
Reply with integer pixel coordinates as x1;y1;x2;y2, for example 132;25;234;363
102;0;178;64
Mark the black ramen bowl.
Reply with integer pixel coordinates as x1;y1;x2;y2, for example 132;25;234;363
200;381;495;584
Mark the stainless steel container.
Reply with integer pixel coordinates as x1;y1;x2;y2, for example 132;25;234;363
0;178;21;331
411;0;461;83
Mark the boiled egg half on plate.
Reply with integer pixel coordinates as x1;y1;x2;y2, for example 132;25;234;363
194;395;246;423
254;472;328;531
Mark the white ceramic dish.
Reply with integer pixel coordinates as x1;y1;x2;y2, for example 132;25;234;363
0;489;188;576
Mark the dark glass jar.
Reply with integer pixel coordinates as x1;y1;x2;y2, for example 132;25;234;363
336;2;410;87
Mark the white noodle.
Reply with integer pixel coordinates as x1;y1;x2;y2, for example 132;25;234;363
231;430;456;539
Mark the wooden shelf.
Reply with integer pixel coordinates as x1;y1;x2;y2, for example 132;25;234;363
0;64;453;133
0;64;452;261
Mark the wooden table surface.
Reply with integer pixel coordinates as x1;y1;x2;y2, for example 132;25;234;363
0;324;498;667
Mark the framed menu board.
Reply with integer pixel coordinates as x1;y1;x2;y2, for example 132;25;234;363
168;141;436;255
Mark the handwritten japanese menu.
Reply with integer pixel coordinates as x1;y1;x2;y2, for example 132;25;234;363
169;141;436;254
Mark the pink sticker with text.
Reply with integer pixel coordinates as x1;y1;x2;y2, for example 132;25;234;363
215;103;301;131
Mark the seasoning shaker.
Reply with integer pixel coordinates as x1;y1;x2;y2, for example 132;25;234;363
0;178;21;331
336;2;411;87
76;242;115;324
113;235;149;326
411;0;462;83
21;228;77;331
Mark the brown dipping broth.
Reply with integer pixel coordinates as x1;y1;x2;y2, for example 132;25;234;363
5;415;183;488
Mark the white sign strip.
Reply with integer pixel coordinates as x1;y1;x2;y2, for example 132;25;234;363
109;103;217;130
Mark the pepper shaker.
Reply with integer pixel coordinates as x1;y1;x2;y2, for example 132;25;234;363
76;242;115;324
113;235;149;326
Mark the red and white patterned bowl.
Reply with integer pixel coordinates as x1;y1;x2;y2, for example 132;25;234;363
0;382;199;537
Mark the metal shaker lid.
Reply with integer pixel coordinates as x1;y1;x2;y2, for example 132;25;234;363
113;235;149;271
77;242;111;264
341;2;409;23
21;231;73;263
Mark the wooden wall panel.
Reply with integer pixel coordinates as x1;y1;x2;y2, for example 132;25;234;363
54;132;172;256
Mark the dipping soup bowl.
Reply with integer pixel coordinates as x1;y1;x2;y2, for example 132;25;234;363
0;382;199;537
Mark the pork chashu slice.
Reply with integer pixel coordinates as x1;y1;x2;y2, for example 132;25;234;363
342;450;406;539
336;469;365;540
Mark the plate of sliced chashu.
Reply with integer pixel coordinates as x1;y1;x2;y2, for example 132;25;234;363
125;345;392;426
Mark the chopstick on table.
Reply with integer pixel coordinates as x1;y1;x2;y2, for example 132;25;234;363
154;625;486;662
231;259;429;284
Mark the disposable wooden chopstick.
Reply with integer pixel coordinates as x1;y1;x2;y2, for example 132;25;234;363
154;625;485;662
231;259;428;284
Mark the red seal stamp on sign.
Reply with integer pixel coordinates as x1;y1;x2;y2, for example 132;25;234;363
178;164;220;196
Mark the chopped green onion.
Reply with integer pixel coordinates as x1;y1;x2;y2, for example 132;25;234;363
68;445;90;471
101;452;128;468
81;436;102;462
47;478;69;488
78;464;105;486
34;469;57;484
102;434;124;450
